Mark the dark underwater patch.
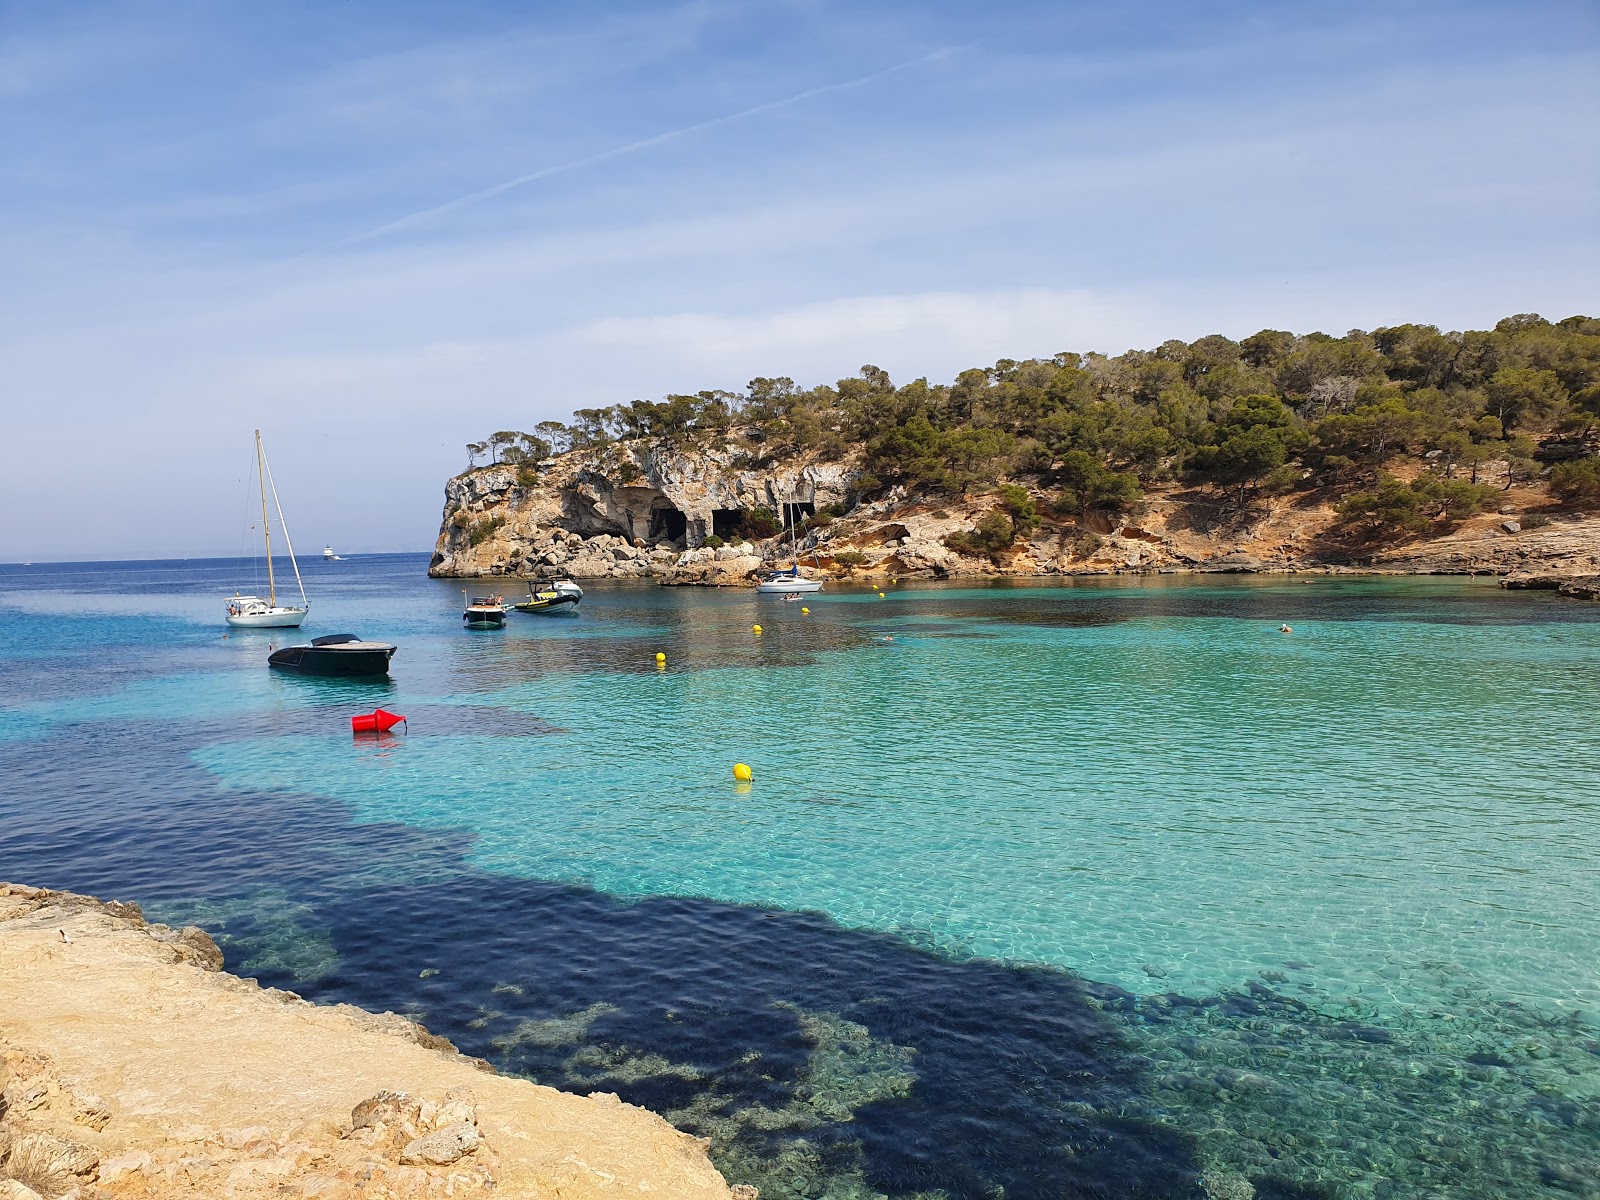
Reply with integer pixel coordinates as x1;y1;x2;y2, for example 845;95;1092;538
283;879;1206;1200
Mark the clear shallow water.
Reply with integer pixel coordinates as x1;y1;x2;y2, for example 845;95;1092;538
2;556;1598;1199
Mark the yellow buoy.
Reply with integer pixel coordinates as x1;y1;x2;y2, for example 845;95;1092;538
732;763;753;782
877;591;886;598
800;606;810;614
655;651;666;664
752;624;763;634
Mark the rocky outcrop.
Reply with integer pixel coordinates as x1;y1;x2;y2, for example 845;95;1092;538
0;883;736;1200
1500;571;1600;599
429;444;848;583
429;441;1600;588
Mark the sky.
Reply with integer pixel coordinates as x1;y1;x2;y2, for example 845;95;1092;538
1;0;1596;561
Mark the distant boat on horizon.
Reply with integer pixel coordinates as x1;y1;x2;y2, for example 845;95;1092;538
323;545;343;561
227;431;309;629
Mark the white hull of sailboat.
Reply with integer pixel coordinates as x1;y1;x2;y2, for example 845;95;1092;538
228;431;311;630
226;606;309;628
756;577;824;594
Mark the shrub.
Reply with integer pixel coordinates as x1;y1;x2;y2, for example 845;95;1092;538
1336;475;1497;536
745;507;782;537
467;515;505;548
1520;513;1551;529
1550;457;1600;504
944;511;1016;558
996;485;1040;536
805;511;835;529
833;549;867;567
516;466;540;488
1052;451;1144;516
820;501;852;519
703;534;725;550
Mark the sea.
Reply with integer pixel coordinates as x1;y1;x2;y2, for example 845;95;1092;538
2;554;1597;1200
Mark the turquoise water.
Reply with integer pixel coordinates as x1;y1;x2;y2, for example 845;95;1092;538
4;557;1599;1199
192;577;1600;1014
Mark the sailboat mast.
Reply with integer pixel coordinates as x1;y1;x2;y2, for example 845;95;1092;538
256;430;276;607
260;439;308;609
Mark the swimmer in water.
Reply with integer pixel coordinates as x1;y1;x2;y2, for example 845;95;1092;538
1280;624;1292;633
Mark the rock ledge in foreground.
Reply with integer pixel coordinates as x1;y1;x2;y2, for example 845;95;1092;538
0;883;735;1200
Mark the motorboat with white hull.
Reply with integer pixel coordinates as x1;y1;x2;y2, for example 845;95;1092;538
512;579;583;614
464;594;509;628
227;431;309;629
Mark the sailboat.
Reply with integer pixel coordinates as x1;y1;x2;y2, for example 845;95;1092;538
226;431;310;628
755;495;824;594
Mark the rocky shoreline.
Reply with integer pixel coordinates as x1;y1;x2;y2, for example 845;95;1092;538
0;883;737;1200
428;445;1600;594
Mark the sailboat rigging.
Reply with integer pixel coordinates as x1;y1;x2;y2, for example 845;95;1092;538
755;490;824;594
226;431;310;628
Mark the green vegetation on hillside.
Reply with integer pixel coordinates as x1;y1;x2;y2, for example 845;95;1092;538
470;313;1600;539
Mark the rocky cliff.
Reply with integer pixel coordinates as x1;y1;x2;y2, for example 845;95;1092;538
0;883;737;1200
429;441;1600;588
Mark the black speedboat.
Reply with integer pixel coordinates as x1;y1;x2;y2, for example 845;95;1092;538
268;633;396;676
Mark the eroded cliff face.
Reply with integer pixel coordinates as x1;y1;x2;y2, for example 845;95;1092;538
429;443;850;584
428;441;1600;588
0;883;736;1200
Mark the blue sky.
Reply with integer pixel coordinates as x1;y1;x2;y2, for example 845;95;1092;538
2;0;1596;560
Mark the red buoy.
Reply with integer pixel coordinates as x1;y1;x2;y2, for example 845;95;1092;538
351;708;407;733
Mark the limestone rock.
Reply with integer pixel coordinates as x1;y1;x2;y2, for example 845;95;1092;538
1559;576;1600;600
350;1090;422;1135
95;1149;152;1185
398;1121;480;1166
433;1099;476;1129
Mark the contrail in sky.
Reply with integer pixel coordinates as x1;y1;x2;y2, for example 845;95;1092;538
336;47;955;247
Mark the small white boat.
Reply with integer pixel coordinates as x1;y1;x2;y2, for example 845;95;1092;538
227;431;309;629
322;545;342;561
756;566;824;595
463;594;508;629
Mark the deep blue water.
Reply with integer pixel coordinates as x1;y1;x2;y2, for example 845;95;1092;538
2;554;1598;1200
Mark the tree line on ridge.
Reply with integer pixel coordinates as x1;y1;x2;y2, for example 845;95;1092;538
465;313;1600;544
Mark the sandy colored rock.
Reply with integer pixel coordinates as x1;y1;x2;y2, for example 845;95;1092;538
399;1122;480;1166
428;440;1600;587
0;883;732;1200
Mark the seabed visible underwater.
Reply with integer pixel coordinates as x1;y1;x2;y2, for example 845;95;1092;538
2;555;1598;1199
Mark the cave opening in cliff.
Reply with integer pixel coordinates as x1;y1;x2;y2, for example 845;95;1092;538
781;501;814;529
711;508;747;539
648;504;686;543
